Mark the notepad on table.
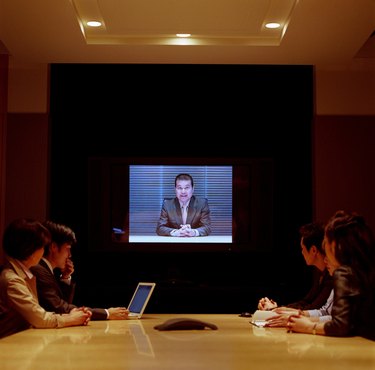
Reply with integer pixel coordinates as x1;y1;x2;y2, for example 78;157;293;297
250;310;278;327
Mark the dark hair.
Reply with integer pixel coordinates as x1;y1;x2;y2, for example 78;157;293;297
42;221;76;255
325;211;375;280
3;218;51;261
299;222;324;253
175;173;194;188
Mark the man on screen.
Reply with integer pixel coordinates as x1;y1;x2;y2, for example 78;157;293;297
156;173;211;237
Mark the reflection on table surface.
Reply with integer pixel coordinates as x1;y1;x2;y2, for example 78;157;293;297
129;235;232;243
1;314;374;370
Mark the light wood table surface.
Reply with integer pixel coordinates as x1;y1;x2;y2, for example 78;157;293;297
1;314;374;370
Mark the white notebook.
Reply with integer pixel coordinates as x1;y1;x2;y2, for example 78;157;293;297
127;282;156;319
250;310;278;327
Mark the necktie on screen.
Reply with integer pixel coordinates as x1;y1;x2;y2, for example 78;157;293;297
182;206;187;225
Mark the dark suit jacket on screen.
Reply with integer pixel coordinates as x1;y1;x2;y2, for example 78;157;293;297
31;259;108;320
156;195;211;236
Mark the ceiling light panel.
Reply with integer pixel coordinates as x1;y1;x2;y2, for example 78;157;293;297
71;0;297;46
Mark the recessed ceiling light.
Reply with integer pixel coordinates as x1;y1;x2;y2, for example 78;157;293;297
87;21;102;27
176;33;191;38
265;23;280;29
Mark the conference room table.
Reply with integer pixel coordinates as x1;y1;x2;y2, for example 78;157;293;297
1;314;374;370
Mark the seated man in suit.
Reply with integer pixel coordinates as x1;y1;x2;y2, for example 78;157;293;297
258;222;332;312
156;173;211;237
31;221;129;320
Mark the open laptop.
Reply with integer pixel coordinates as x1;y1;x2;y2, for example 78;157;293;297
127;282;156;319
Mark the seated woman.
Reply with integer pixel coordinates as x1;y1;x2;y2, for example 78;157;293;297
0;218;91;339
286;211;375;340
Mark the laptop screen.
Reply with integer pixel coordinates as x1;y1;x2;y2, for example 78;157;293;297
128;283;155;314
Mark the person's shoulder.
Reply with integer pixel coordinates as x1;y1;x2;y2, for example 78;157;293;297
192;196;209;205
0;266;13;278
163;197;176;205
1;260;25;281
1;267;24;285
30;264;43;274
333;265;361;295
333;265;354;280
30;261;49;277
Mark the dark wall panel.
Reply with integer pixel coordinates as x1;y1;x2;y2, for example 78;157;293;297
49;64;314;313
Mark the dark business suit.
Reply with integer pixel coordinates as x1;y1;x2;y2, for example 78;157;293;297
31;259;108;320
156;195;211;236
286;267;333;310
